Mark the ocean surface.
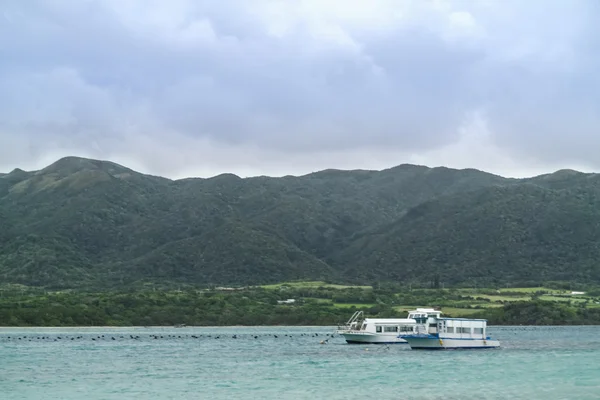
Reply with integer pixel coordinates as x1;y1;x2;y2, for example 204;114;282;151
1;325;599;399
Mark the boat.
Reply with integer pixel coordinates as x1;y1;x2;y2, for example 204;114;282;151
399;309;500;349
336;310;422;344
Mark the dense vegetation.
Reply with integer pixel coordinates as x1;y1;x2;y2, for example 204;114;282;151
1;283;599;326
2;156;600;290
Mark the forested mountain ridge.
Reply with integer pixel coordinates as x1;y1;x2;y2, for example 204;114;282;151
1;156;599;289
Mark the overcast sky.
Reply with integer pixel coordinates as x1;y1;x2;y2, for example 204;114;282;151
1;0;599;179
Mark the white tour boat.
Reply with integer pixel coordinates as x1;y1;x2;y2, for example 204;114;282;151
337;309;433;344
399;309;500;349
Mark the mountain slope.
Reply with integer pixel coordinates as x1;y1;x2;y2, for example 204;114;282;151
2;156;599;288
337;184;600;285
120;222;336;286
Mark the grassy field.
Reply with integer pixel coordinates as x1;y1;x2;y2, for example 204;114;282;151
304;298;332;303
472;294;531;302
260;281;372;290
539;295;589;303
392;304;501;317
333;303;376;308
448;288;598;315
497;287;559;293
264;281;600;318
437;307;488;317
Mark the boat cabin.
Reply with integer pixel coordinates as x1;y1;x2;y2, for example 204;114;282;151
435;318;488;339
360;318;416;334
398;308;498;348
407;309;489;339
338;311;416;334
407;308;443;334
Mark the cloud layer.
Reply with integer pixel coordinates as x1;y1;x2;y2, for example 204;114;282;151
1;0;599;178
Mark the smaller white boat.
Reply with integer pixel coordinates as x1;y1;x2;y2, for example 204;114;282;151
336;310;421;344
399;309;500;349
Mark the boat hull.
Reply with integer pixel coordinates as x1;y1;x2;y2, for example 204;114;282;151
401;335;500;349
339;332;408;344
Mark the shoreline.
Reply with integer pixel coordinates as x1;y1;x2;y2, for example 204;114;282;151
1;324;600;329
0;325;336;329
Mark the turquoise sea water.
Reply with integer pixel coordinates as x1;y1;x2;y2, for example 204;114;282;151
1;326;599;399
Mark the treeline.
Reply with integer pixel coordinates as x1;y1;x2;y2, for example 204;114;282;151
481;301;600;325
0;289;355;327
1;287;600;326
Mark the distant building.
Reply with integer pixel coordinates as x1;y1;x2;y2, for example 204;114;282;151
570;291;585;295
277;299;296;304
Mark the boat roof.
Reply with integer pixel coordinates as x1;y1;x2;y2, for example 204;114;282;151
438;317;488;322
408;308;442;314
363;318;416;324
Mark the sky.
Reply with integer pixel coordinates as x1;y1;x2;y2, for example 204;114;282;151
1;0;599;179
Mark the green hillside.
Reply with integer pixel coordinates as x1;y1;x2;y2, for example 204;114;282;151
337;184;600;286
1;156;600;289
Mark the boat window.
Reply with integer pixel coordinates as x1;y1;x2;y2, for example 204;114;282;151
399;325;414;332
474;328;484;334
362;324;367;330
384;326;398;333
376;326;382;333
446;327;454;333
457;327;471;334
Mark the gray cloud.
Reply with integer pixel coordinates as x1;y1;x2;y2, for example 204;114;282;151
1;0;599;178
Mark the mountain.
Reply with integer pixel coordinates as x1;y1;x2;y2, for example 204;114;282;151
1;156;599;289
336;183;600;285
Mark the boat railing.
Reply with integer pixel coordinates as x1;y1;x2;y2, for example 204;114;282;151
337;310;364;331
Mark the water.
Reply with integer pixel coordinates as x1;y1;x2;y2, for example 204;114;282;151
1;326;599;399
